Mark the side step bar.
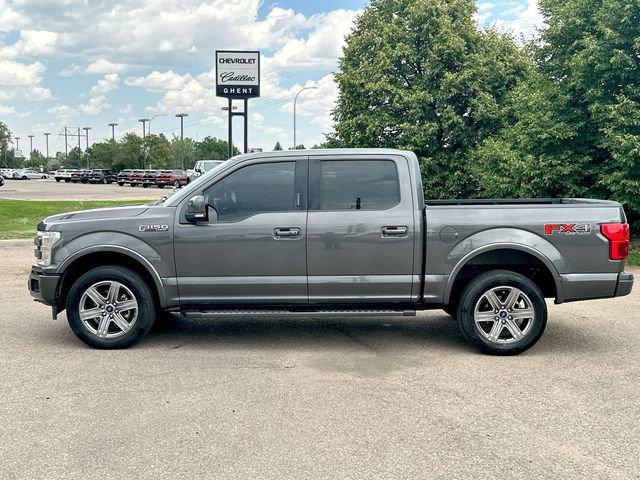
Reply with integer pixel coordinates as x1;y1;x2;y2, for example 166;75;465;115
182;309;416;319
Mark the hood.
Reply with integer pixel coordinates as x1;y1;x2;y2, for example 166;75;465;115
39;205;149;230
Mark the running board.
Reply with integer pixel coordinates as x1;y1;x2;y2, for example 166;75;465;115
182;309;416;319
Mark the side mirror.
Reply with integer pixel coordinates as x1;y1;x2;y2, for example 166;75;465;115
185;195;208;223
195;168;203;174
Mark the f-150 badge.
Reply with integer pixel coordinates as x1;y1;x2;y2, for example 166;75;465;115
544;223;591;235
138;224;169;232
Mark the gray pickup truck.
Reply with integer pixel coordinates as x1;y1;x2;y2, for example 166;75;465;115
29;149;633;354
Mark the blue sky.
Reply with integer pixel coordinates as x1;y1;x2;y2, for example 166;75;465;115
0;0;543;157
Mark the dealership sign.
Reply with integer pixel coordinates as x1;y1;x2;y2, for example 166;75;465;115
215;50;260;99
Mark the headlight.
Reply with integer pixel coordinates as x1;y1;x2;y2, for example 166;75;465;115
34;231;61;267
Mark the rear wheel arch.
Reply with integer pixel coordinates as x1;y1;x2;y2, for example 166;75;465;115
58;249;165;310
445;246;561;307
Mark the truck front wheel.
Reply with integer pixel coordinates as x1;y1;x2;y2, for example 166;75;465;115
457;270;547;355
66;265;156;349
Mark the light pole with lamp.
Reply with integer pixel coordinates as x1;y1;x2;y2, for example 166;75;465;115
293;86;318;149
44;133;50;160
138;118;149;138
148;113;168;136
175;113;189;169
108;123;118;141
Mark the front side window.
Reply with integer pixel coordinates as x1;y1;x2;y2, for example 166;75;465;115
203;162;296;222
319;160;400;210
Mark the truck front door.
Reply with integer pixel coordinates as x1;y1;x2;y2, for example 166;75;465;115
174;157;308;306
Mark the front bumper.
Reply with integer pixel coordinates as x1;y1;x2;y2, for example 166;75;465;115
28;267;61;307
614;272;634;297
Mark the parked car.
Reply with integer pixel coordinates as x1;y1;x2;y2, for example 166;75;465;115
141;170;159;188
87;169;117;184
28;148;633;353
128;170;145;187
155;169;189;188
0;175;4;187
188;160;224;181
116;169;132;186
69;170;84;183
13;169;48;180
0;168;14;179
54;169;72;183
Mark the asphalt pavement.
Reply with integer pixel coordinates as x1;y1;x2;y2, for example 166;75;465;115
0;239;638;479
0;178;164;201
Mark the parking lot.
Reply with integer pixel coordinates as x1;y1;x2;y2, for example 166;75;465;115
1;238;638;479
0;178;164;201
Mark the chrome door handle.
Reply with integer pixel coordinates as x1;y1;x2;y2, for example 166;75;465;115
382;226;408;237
274;227;301;238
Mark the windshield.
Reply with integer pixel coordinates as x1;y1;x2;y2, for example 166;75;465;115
156;159;230;206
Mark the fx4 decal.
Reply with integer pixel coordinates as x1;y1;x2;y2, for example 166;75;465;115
544;223;591;235
138;224;169;232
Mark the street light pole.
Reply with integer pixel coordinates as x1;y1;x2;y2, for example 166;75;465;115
108;123;118;141
175;113;189;169
14;137;20;157
28;135;35;156
148;113;167;136
44;133;50;159
293;86;318;149
83;127;91;150
138;118;149;138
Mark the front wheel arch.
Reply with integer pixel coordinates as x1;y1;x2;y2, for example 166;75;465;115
58;250;164;311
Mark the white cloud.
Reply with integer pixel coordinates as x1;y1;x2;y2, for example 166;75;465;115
271;9;359;69
125;70;193;92
0;30;60;58
0;60;45;86
89;73;120;96
0;104;15;114
279;74;338;136
491;0;545;38
80;95;110;115
59;63;82;77
48;104;75;120
85;59;127;75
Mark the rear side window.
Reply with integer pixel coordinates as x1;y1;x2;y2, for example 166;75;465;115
319;160;400;210
203;162;296;222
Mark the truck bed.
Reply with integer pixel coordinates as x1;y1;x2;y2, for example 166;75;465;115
425;198;620;206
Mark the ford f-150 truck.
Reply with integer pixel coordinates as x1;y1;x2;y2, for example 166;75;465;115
29;149;634;354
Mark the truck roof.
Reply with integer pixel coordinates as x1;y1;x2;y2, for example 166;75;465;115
234;148;415;160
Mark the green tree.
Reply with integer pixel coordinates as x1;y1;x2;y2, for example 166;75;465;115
144;134;172;169
273;141;283;151
27;149;46;169
534;0;640;224
195;136;239;161
171;136;196;170
328;0;531;198
117;133;145;169
0;121;12;167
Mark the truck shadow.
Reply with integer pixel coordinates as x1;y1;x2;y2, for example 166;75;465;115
144;312;600;355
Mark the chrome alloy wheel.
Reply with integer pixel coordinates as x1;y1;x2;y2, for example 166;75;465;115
79;281;139;339
474;286;535;344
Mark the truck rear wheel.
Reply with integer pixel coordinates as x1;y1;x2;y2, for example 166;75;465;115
457;270;547;355
66;265;156;349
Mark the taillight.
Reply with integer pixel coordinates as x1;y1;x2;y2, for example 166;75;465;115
600;223;630;260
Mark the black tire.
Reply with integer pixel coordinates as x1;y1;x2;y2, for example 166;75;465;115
157;184;164;189
65;179;71;182
118;182;125;186
173;180;180;188
66;265;156;349
457;270;547;355
55;178;61;182
102;178;108;184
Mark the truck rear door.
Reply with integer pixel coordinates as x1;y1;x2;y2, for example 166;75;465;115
306;153;415;304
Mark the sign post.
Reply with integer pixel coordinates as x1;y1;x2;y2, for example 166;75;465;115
215;50;260;157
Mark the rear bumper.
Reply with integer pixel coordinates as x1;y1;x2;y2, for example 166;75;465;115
28;268;61;307
615;272;634;297
559;271;633;303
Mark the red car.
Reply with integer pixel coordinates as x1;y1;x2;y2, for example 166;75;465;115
128;170;145;187
155;170;189;188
